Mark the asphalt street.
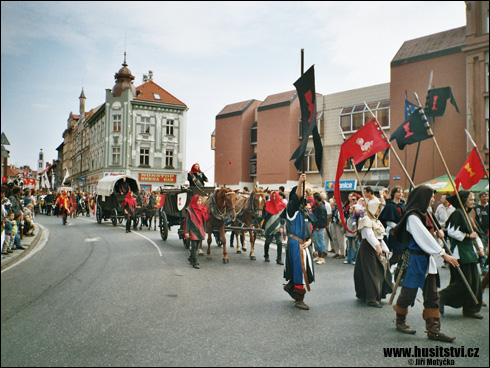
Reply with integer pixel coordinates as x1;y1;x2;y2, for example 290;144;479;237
1;215;489;367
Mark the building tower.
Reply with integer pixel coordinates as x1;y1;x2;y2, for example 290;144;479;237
38;148;44;171
112;52;136;97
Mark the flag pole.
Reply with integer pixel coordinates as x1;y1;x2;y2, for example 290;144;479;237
299;48;310;292
364;101;479;305
413;92;479;229
465;129;489;179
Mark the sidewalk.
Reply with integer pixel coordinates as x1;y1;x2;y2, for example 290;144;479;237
1;223;45;271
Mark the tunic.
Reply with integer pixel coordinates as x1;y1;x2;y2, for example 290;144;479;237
284;194;314;286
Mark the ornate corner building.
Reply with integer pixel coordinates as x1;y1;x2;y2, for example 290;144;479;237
60;55;188;193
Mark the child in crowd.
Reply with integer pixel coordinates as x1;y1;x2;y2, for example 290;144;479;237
352;197;366;225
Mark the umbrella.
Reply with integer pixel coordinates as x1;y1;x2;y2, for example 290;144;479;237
406;174;456;193
469;178;489;193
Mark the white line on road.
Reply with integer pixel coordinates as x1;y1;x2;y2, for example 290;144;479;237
77;217;163;257
131;231;163;257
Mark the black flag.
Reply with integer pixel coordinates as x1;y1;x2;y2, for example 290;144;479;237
290;65;323;172
425;87;460;117
390;107;433;150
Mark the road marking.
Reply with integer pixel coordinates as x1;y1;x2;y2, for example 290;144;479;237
85;237;101;242
78;217;163;257
131;231;163;257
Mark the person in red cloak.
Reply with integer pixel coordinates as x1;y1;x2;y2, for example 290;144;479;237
122;191;137;233
187;163;208;187
185;195;209;269
56;190;70;225
263;191;287;265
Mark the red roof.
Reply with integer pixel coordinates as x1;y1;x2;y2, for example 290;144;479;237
134;80;186;107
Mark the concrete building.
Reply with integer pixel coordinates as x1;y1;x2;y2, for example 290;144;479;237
390;1;489;189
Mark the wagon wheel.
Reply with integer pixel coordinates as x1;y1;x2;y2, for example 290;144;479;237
118;216;124;224
159;209;168;241
111;209;118;227
96;205;102;224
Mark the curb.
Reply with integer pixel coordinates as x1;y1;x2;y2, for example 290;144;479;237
1;224;47;272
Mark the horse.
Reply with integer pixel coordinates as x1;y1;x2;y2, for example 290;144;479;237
230;186;268;260
143;193;158;231
201;187;238;264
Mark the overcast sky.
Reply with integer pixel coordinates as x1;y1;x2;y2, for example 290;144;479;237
1;1;466;184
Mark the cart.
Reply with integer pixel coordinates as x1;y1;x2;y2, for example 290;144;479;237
95;175;141;226
158;186;215;243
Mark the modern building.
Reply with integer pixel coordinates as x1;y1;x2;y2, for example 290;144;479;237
214;84;390;196
390;1;489;190
214;1;488;195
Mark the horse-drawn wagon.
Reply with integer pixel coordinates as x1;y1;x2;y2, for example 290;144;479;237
157;186;215;242
95;175;140;226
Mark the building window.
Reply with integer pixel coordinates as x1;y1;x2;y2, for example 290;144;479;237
112;146;121;165
165;119;175;136
140;117;150;134
113;114;121;132
211;130;216;150
298;111;323;139
298;147;319;173
250;153;257;176
140;148;150;166
250;122;257;145
339;100;390;133
165;150;174;169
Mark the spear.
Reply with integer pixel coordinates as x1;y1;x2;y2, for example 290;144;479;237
363;102;479;305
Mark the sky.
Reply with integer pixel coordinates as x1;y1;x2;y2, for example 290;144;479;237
1;1;466;185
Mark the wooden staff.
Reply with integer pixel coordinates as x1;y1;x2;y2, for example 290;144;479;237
413;93;482;254
363;102;479;305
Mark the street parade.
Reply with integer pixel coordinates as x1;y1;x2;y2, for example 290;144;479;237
2;2;488;367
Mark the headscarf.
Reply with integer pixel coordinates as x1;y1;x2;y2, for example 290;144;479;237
122;191;137;208
187;194;209;226
446;190;471;211
393;185;433;242
446;190;481;234
265;191;286;215
189;164;201;174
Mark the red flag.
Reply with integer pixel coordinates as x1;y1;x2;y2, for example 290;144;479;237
454;147;487;190
334;119;391;233
156;194;166;209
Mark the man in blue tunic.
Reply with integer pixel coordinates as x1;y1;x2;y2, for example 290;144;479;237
392;185;459;342
283;174;314;310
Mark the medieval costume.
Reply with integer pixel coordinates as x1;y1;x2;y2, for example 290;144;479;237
393;185;456;342
263;191;286;265
353;196;393;307
439;190;485;319
188;163;208;187
122;191;137;233
185;195;209;269
56;190;70;225
379;196;405;267
283;177;314;310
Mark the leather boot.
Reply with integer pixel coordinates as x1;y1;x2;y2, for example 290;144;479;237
424;309;455;343
292;287;309;310
283;281;295;300
396;313;416;334
393;305;416;334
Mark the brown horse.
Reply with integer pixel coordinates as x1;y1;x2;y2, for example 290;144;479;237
231;186;268;260
201;187;238;263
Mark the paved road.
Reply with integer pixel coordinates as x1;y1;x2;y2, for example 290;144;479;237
1;215;489;367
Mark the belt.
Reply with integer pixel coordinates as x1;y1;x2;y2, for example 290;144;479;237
289;234;304;244
409;250;429;256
